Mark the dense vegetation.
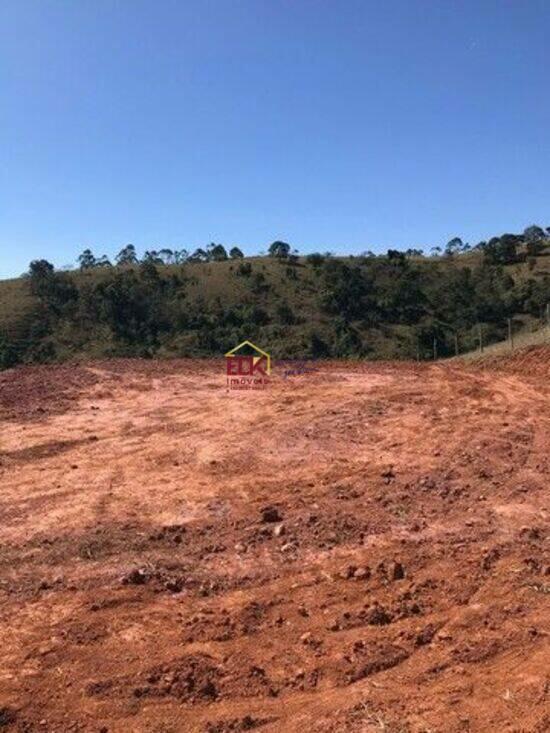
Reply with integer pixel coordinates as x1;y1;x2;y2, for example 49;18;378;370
1;228;549;368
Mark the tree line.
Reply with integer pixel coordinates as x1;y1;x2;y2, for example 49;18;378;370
0;225;548;368
70;224;550;272
74;240;300;269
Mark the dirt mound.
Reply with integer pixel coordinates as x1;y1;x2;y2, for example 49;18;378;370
475;344;550;379
0;362;101;421
0;358;548;732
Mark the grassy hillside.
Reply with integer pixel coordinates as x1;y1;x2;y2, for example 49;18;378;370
459;319;550;361
1;243;549;368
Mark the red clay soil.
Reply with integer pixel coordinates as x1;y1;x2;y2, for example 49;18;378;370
0;352;548;732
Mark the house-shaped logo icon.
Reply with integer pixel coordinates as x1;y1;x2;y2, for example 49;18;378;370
225;340;271;377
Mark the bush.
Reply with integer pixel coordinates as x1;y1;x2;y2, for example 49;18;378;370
237;262;252;277
276;302;295;325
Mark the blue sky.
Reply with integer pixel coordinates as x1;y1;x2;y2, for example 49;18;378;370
1;0;549;278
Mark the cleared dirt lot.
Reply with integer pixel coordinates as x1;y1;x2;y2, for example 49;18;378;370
0;351;548;732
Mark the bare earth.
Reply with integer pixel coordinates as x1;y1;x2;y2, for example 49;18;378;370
0;351;548;733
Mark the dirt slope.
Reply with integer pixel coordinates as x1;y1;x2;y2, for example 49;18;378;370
0;354;548;732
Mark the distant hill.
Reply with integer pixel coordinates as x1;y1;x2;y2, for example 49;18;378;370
1;237;549;368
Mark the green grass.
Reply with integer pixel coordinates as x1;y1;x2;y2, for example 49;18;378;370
458;320;550;361
0;277;34;332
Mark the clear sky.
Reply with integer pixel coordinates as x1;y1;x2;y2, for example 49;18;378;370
1;0;549;278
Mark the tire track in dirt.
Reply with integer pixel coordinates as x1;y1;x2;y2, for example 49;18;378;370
0;355;548;732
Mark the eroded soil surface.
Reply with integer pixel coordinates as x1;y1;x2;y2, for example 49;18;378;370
0;351;548;732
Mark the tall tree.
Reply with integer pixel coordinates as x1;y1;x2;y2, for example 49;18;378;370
268;241;291;258
78;249;97;269
445;237;464;257
174;249;189;264
189;247;209;262
115;244;138;266
159;248;175;264
143;250;163;264
523;225;546;242
207;243;228;261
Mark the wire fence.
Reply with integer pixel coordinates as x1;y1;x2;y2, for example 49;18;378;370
425;304;550;361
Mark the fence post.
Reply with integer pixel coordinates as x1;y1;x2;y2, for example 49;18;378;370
433;337;438;361
478;324;483;354
454;332;459;357
508;318;514;350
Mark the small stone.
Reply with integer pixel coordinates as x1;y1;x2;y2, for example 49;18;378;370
520;526;542;541
415;624;436;646
0;709;17;727
122;568;148;586
340;565;357;579
261;506;282;523
353;566;371;580
164;578;183;593
273;523;285;537
390;561;405;580
200;681;218;699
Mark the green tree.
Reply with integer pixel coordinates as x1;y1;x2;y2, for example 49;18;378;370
526;240;545;257
306;253;325;268
174;249;189;264
78;249;97;269
237;262;252;276
207;243;228;261
0;332;18;369
445;237;465;257
143;250;163;264
189;247;209;262
483;235;520;265
115;244;138;266
523;225;546;242
276;301;295;324
28;259;78;316
310;332;330;357
159;248;175;264
268;241;291;258
387;249;406;262
229;246;244;259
